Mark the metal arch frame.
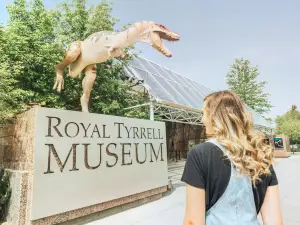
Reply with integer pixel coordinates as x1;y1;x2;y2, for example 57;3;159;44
153;102;203;125
123;101;203;125
154;103;274;134
254;124;274;135
124;101;273;135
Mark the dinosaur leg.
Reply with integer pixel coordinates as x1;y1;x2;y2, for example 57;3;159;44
107;46;114;60
53;41;81;92
116;53;128;59
81;64;97;113
106;44;123;60
115;49;128;59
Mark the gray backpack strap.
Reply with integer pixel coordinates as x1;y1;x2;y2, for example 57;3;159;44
206;138;234;168
206;138;226;152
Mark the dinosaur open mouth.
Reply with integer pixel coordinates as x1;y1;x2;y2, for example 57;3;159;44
151;30;180;57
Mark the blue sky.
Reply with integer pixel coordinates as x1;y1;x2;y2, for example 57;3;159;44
1;0;300;118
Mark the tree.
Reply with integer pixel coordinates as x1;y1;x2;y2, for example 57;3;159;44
0;0;148;126
3;0;63;108
0;169;11;222
226;58;272;116
0;64;33;125
0;3;34;124
276;105;300;145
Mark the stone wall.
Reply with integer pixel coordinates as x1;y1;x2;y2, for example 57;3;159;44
1;109;36;171
0;125;13;168
0;109;36;225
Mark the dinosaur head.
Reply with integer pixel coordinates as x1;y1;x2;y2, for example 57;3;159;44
141;22;180;57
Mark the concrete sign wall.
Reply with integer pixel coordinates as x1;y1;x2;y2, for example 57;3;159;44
31;108;168;220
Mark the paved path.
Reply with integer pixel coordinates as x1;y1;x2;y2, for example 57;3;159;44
275;154;300;225
167;160;186;186
86;154;300;225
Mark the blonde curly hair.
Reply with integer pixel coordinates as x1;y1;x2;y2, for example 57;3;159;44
203;90;273;185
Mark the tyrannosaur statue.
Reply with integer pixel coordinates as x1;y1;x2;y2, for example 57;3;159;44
53;21;180;112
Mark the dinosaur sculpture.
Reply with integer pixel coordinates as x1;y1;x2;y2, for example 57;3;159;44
53;21;180;112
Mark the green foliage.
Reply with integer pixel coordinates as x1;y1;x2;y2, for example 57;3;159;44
52;0;118;44
226;58;272;116
1;0;64;121
275;105;300;144
0;0;148;126
0;64;33;125
0;169;12;222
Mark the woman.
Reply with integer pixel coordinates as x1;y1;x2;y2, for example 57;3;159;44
181;91;283;225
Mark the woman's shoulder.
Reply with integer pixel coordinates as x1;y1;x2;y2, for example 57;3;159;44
187;142;225;168
190;141;223;156
258;164;278;186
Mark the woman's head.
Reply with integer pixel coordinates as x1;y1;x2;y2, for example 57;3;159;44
202;90;273;185
202;90;252;137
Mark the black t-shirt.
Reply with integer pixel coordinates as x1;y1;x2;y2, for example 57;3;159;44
181;142;278;214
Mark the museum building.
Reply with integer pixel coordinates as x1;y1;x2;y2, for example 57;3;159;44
123;55;274;162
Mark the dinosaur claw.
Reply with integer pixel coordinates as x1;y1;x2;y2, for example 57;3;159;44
54;72;64;93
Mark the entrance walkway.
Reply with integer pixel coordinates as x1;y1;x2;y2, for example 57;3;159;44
85;154;299;225
168;160;185;187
